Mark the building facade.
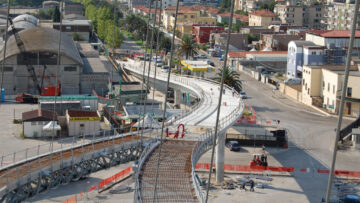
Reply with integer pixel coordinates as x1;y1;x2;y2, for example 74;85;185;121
66;110;100;136
326;0;360;30
249;9;281;28
302;65;360;117
192;25;224;43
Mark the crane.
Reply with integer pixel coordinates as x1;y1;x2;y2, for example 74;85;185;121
8;17;41;94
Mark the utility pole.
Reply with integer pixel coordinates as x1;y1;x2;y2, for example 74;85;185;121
325;0;360;202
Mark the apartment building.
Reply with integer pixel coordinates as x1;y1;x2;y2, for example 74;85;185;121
274;1;326;29
326;0;360;30
302;65;360;117
249;9;281;28
235;0;274;12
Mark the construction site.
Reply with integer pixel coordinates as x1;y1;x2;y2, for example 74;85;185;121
0;0;360;203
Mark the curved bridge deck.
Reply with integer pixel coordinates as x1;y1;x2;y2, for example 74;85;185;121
139;140;197;202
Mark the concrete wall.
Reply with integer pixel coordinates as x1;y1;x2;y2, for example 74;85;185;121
66;116;100;136
80;73;109;95
280;83;302;102
23;121;56;138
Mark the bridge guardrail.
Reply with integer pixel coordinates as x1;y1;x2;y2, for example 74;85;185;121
0;129;157;194
191;89;244;202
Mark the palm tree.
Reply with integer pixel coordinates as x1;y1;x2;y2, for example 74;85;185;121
214;67;242;92
177;34;199;59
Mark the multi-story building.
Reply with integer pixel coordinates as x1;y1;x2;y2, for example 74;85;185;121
260;33;303;51
305;30;360;55
274;3;303;26
163;6;217;33
302;64;360;117
235;0;275;12
193;25;224;43
249;9;281;28
274;1;326;29
326;0;360;30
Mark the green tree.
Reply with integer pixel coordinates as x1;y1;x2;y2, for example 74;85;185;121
260;0;276;12
232;21;245;33
235;10;248;16
220;0;231;10
160;36;172;53
214;67;242;92
72;32;83;41
177;34;199;59
52;6;60;22
248;34;259;43
105;27;124;49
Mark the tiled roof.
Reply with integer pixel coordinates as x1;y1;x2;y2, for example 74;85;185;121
250;9;277;17
217;12;231;17
229;51;288;58
22;109;57;122
207;8;219;14
234;14;249;22
67;110;99;117
307;30;360;38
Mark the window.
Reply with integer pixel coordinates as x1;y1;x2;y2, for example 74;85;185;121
66;26;71;30
302;79;305;84
39;52;57;65
327;97;329;105
333;85;335;94
64;66;77;72
31;122;36;126
191;15;194;18
80;124;85;127
322;81;325;89
17;52;38;65
328;83;330;92
0;67;13;72
347;87;352;97
312;51;316;55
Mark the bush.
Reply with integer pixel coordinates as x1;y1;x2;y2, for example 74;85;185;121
20;132;25;139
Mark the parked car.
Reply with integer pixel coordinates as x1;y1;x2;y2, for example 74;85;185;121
156;61;163;67
240;91;247;99
199;54;208;59
207;60;215;67
220;54;224;61
161;65;170;72
226;141;241;151
284;78;301;85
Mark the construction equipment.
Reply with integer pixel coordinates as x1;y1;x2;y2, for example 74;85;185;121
15;93;38;103
39;65;61;96
8;18;42;94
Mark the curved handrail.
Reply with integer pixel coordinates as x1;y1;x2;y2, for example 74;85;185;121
128;58;244;202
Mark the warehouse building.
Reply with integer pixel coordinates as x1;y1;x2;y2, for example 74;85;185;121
66;109;100;136
0;27;109;97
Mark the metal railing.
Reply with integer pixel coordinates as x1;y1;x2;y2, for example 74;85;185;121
0;128;158;193
130;62;245;202
191;90;244;202
134;139;161;203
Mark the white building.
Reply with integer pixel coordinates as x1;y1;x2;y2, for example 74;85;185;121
66;109;101;136
22;109;59;138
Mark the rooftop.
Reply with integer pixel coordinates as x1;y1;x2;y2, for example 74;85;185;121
22;109;57;122
53;19;91;26
307;30;360;38
0;27;83;65
82;57;109;73
229;51;288;58
250;9;278;17
291;40;316;47
67;109;99;117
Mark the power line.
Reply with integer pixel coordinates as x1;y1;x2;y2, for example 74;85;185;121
0;0;11;105
139;0;154;146
152;0;181;200
325;0;359;202
205;0;236;201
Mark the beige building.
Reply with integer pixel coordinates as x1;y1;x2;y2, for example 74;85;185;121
235;0;274;12
163;7;216;32
302;65;360;117
326;0;360;30
274;4;303;26
249;9;281;28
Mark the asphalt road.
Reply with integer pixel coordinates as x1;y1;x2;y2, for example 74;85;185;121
119;35;360;202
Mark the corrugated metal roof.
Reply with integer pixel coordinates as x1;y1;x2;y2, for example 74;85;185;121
40;96;98;99
0;27;83;65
